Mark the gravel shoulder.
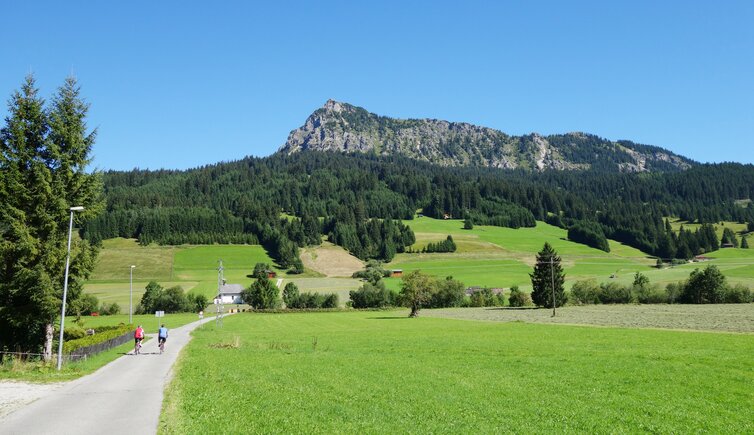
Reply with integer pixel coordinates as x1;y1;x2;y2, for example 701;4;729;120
425;304;754;333
0;380;66;418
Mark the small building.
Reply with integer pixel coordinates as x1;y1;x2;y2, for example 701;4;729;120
217;284;244;304
721;243;735;248
267;271;277;279
391;269;403;278
693;255;710;262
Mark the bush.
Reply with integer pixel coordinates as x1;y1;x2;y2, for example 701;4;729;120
721;284;752;303
427;277;465;308
598;282;633;304
187;293;208;312
635;284;668;304
253;262;272;279
63;325;87;341
350;281;394;308
283;282;300;307
665;282;684;304
321;293;339;308
99;302;121;315
242;277;281;309
352;260;391;283
508;286;531;307
68;293;100;316
469;288;498;307
570;280;600;305
680;266;726;304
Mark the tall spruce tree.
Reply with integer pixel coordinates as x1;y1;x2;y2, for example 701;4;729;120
529;242;566;309
0;76;102;357
741;235;749;249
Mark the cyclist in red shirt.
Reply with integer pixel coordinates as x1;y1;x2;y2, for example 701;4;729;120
134;325;145;351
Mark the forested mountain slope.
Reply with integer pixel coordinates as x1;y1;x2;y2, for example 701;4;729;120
86;152;754;267
279;100;694;173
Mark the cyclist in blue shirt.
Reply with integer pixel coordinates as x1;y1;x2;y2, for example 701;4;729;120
158;324;168;349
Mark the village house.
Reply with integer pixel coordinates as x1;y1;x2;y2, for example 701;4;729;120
217;283;244;304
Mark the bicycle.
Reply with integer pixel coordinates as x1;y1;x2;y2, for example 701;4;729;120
134;339;143;355
158;339;165;354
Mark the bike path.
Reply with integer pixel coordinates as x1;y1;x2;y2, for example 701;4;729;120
1;316;219;435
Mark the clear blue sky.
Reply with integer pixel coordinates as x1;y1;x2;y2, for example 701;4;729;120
2;1;752;170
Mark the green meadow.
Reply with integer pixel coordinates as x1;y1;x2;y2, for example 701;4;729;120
160;311;754;433
389;219;661;291
85;239;278;310
86;218;754;312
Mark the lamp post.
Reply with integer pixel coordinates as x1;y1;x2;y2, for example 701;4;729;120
129;265;136;324
57;206;84;371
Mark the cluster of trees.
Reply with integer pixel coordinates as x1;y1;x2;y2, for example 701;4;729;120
0;76;103;357
282;283;338;309
328;217;414;261
137;281;208;314
567;221;610;252
410;235;457;253
570;268;752;305
67;293;120;316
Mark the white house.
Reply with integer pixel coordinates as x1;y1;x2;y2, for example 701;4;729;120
217;284;244;304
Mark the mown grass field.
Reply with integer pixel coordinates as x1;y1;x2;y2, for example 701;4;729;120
160;311;754;433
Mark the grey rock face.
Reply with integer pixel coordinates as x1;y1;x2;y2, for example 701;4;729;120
279;100;694;172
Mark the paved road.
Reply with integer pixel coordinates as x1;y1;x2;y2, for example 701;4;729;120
1;316;218;435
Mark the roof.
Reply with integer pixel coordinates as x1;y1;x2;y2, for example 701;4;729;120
218;284;244;295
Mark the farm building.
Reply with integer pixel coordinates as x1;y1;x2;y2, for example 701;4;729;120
391;269;403;277
217;284;244;304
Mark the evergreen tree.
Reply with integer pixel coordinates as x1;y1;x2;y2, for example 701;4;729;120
0;76;102;357
741;235;749;249
529;243;566;308
282;282;300;307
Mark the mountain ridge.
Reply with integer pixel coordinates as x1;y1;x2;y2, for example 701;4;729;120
279;100;694;172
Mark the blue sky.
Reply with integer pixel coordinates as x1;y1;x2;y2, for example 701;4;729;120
1;1;752;170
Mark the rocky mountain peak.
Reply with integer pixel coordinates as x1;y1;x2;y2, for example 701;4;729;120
279;101;694;172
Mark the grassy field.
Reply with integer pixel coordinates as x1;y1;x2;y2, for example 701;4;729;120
85;239;280;311
86;218;754;312
160;311;754;433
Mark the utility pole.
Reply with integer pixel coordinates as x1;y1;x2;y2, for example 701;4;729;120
216;260;224;328
550;256;556;317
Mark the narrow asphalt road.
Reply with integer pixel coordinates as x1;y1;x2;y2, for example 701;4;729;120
1;315;220;435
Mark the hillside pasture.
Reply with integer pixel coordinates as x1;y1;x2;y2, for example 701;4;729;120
668;218;750;238
160;311;754;433
389;219;654;289
85;243;278;314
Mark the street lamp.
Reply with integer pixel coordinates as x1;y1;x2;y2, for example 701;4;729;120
129;265;136;324
57;206;84;370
